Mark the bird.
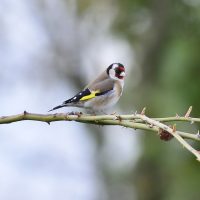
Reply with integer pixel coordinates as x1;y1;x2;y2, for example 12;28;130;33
48;63;126;112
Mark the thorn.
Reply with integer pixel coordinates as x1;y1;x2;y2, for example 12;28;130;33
184;106;192;118
24;110;27;115
116;115;122;121
190;120;194;124
111;112;117;115
175;113;180;118
76;112;82;117
47;121;50;125
196;130;200;138
149;124;154;128
172;124;176;132
140;107;146;115
134;111;137;115
77;113;81;117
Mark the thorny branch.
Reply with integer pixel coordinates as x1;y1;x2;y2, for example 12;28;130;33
0;106;200;161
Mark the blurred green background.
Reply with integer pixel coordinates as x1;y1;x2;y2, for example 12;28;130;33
0;0;200;199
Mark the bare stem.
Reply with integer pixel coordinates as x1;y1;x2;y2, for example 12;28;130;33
2;112;200;124
136;114;200;162
0;111;200;161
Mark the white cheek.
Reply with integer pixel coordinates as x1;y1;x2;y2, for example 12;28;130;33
109;68;116;79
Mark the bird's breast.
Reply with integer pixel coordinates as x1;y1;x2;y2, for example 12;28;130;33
114;80;124;97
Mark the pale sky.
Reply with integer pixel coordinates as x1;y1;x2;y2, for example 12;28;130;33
0;1;139;199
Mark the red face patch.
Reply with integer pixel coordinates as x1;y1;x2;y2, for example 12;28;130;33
118;66;125;72
115;65;125;79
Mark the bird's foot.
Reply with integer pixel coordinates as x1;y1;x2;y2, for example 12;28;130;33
67;111;83;116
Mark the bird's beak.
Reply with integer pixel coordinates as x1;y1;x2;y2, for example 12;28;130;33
120;71;126;77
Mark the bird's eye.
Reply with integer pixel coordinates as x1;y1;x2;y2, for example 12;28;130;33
115;68;121;74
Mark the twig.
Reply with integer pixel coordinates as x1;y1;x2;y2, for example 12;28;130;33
2;112;200;124
185;106;193;118
0;111;199;141
1;111;200;161
136;114;200;162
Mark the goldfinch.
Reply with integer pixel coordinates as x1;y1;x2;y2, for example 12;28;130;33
49;63;126;112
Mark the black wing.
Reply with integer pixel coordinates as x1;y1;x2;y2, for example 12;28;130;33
63;88;91;104
48;88;112;112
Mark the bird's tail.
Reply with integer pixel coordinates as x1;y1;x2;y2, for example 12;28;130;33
48;104;66;112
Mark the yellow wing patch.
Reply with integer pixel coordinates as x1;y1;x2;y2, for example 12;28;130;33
80;90;100;101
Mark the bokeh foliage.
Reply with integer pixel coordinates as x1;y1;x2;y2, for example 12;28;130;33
110;0;200;199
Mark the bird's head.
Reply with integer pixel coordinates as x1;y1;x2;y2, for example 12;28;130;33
107;63;126;80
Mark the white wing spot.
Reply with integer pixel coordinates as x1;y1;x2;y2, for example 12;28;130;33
73;97;77;100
